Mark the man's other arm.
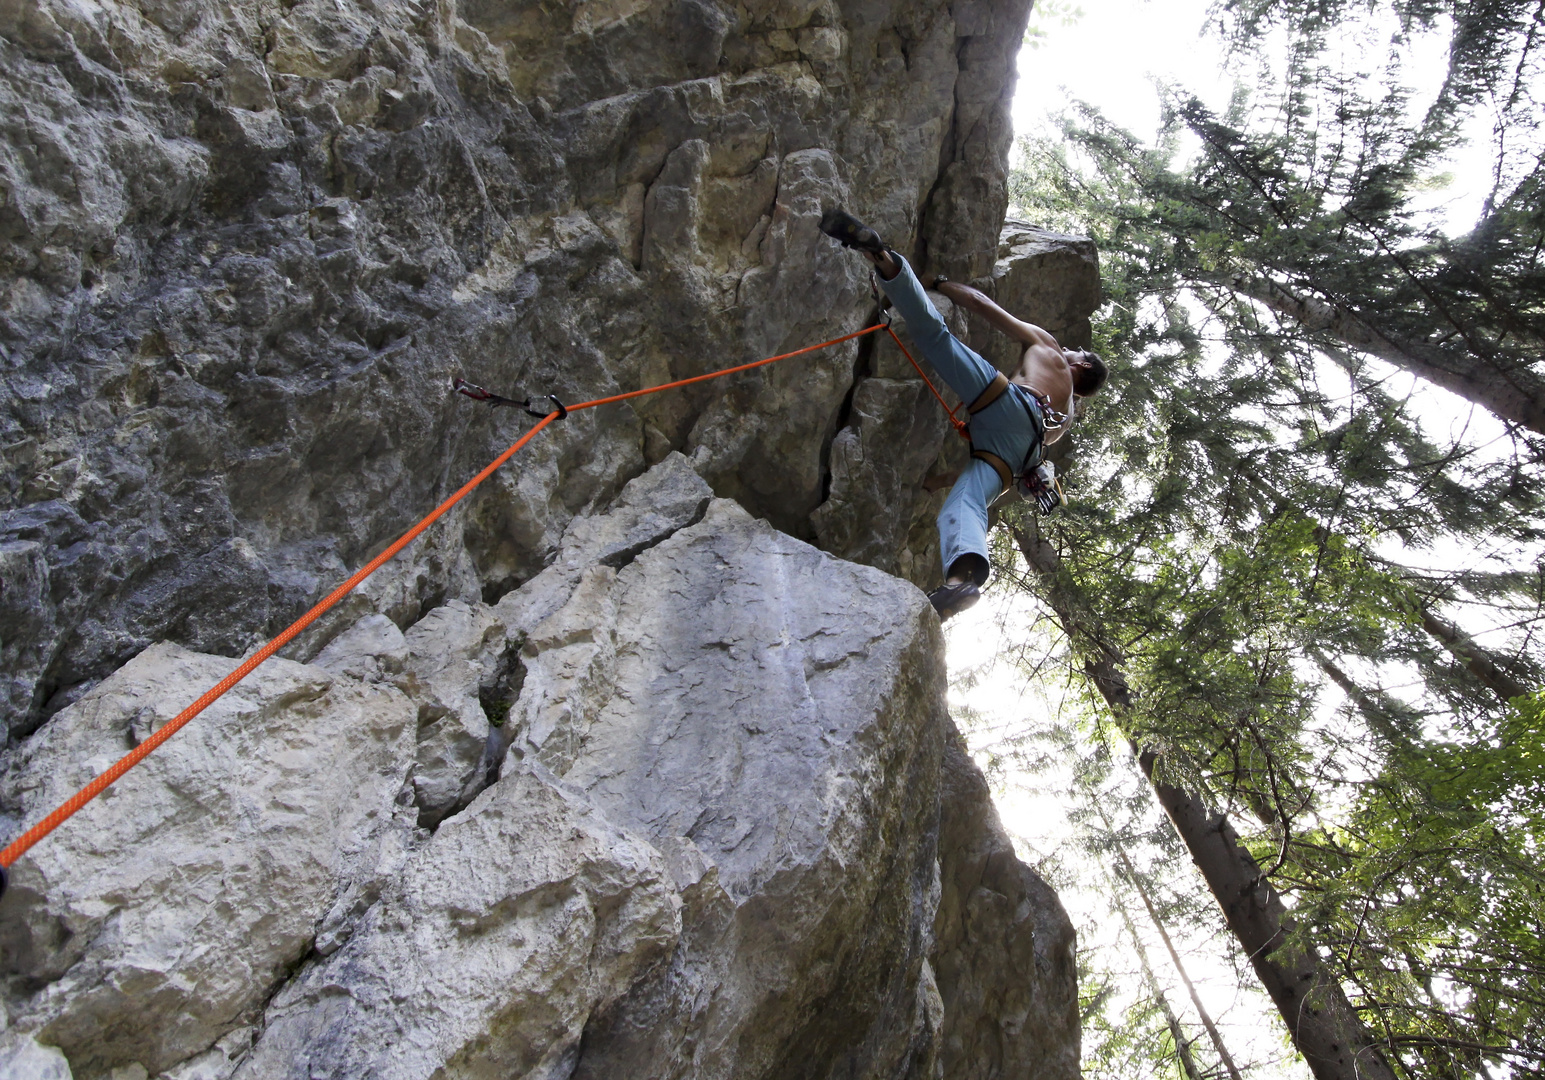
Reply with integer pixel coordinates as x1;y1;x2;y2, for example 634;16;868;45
931;279;1057;348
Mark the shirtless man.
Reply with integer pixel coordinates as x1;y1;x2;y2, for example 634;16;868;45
820;209;1107;620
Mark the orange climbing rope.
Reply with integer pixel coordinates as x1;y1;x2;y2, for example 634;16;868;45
0;320;959;875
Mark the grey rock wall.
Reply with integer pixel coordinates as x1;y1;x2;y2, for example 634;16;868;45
0;0;1099;1071
0;455;1078;1080
0;0;1076;742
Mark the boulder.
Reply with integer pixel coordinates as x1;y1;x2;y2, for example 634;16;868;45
234;762;681;1080
0;457;1078;1080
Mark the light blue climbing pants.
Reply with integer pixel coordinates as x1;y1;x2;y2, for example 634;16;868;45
878;256;1044;586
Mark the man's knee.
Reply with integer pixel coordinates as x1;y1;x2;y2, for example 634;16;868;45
937;497;987;533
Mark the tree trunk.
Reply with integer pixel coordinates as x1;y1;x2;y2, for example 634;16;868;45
1108;877;1209;1080
1095;803;1245;1080
1227;274;1545;435
1134;748;1398;1080
1313;654;1423;749
1417;608;1531;704
1013;521;1400;1080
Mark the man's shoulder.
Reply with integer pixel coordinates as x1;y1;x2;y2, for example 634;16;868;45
1018;323;1060;349
1020;337;1063;363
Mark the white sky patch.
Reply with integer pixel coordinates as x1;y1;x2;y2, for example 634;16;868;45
1011;0;1493;236
1012;0;1232;148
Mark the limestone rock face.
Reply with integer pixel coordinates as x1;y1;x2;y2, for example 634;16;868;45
0;643;419;1077
0;456;1078;1080
1;0;1094;1068
935;725;1081;1078
0;0;1055;740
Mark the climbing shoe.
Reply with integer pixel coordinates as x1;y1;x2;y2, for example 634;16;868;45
819;209;891;257
927;580;980;622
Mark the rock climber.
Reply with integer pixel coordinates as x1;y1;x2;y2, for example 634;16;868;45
819;209;1107;621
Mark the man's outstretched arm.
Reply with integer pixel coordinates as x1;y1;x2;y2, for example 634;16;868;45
931;279;1056;348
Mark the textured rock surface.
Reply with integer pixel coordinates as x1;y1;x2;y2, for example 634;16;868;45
1;0;1097;1070
935;724;1081;1078
0;643;418;1077
0;0;1083;740
0;456;1078;1080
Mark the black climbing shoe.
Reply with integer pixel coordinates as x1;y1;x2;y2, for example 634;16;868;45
819;209;890;257
928;580;980;621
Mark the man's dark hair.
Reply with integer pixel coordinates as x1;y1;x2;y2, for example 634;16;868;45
1072;351;1108;397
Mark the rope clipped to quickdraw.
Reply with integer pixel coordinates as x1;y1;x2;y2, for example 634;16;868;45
1;319;967;893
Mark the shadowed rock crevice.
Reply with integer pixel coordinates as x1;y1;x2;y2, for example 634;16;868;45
475;635;526;787
817;299;886;508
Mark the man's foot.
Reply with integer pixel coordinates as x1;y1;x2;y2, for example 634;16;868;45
819;209;890;258
928;580;980;621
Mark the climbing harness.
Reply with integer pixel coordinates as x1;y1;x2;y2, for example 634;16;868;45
0;319;963;895
959;371;1069;515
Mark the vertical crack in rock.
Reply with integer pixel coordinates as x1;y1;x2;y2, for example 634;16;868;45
816;302;882;507
475;634;527;788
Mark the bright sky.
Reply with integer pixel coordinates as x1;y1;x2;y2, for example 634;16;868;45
1011;0;1229;150
1009;0;1496;235
946;2;1518;1077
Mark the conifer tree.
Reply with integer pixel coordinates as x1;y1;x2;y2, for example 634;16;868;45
1008;515;1400;1080
991;4;1545;1072
1012;0;1545;433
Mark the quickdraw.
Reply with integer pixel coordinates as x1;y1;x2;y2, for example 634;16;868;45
453;377;568;420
